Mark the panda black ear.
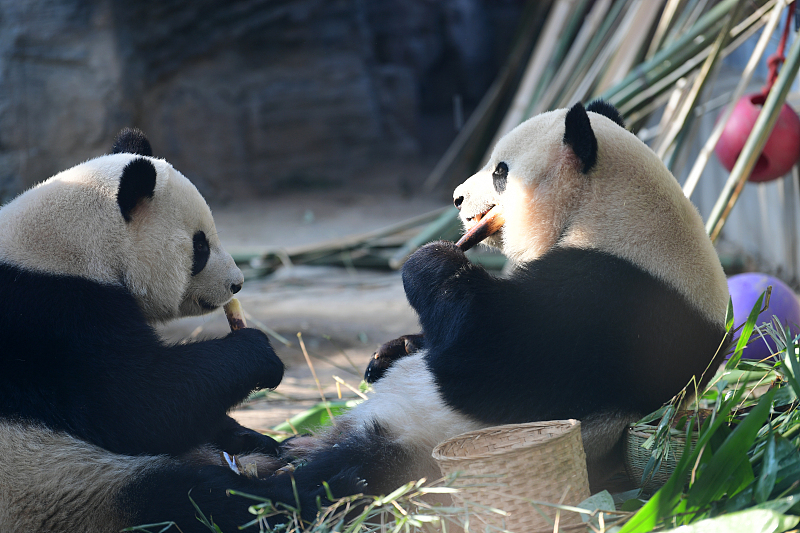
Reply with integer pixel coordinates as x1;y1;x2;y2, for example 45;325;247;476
117;158;157;222
586;99;626;128
112;128;153;157
563;102;597;174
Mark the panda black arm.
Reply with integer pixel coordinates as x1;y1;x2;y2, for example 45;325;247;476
401;241;493;346
89;327;284;455
420;247;727;426
0;264;284;456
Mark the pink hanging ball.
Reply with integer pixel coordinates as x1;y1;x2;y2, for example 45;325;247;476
714;93;800;183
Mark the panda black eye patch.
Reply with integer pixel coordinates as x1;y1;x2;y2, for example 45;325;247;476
492;162;508;193
191;231;210;276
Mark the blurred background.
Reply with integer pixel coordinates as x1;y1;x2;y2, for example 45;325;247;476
0;0;526;202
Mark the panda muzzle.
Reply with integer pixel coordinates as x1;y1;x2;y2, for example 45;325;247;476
455;206;505;251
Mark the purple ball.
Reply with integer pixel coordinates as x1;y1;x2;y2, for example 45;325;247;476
728;273;800;360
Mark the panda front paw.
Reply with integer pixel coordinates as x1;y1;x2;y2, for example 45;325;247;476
220;426;282;456
228;328;285;390
402;241;472;311
364;333;424;383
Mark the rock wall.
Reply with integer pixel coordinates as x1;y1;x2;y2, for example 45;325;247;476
0;0;523;202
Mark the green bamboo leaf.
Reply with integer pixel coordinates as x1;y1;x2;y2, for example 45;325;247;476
686;389;776;508
271;400;356;436
755;423;777;503
620;421;712;531
663;509;799;533
641;454;659;486
726;297;735;332
727;291;768;370
620;386;747;533
725;485;755;514
751;494;800;514
768;436;800;496
783;334;800;398
636;404;673;425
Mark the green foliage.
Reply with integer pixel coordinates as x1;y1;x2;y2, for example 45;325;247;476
617;289;800;532
271;400;359;439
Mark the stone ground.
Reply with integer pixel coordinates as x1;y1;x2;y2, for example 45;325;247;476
157;189;448;434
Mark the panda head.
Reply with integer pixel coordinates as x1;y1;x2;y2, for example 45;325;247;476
453;101;729;323
0;129;243;323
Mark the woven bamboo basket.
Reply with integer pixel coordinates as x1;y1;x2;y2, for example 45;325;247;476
432;420;590;532
624;425;696;494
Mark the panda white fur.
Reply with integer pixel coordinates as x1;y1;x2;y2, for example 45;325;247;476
0;130;308;532
274;101;730;507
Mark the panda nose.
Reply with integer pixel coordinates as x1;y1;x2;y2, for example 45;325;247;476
230;283;242;294
454;195;463;210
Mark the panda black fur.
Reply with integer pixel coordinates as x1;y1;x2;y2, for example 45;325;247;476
276;101;730;502
0;130;315;532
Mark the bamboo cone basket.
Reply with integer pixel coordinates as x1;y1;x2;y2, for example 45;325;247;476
432;420;590;532
625;425;697;494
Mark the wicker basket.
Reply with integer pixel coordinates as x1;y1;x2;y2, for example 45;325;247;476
432;420;590;532
624;425;696;494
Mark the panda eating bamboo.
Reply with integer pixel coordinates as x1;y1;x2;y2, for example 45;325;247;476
279;99;730;504
0;100;730;532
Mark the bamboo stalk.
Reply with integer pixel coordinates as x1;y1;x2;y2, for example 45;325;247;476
617;0;775;117
654;0;745;160
533;0;611;115
706;31;800;242
601;0;769;108
645;0;685;59
568;0;641;104
556;0;632;109
523;0;592;119
595;0;666;94
491;0;578;145
677;0;712;38
682;0;788;198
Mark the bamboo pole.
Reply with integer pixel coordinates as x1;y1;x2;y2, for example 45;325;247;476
556;0;630;109
654;0;745;160
490;0;578;145
601;0;769;108
568;0;641;105
645;0;684;59
533;0;611;115
706;31;800;242
682;0;788;198
595;0;666;94
523;0;592;119
619;0;775;119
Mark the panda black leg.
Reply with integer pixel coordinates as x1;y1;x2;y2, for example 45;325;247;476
212;415;281;456
364;333;424;383
581;412;639;493
122;463;311;532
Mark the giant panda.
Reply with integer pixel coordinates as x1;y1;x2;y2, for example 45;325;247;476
0;130;319;532
272;100;730;507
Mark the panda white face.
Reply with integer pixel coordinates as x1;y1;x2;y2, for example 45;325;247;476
0;152;243;324
453;109;582;262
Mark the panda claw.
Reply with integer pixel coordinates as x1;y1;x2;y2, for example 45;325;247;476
364;334;424;383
